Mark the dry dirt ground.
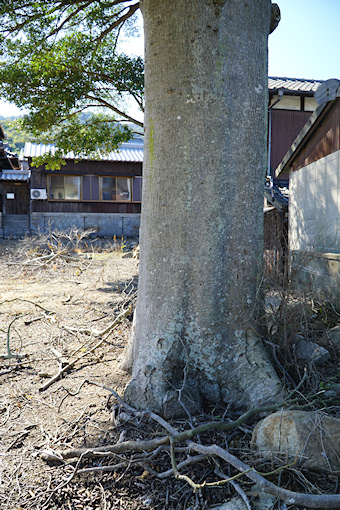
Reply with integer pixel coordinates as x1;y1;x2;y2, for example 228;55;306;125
0;238;339;510
0;238;235;510
0;238;149;509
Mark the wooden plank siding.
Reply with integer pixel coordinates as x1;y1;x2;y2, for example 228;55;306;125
30;159;142;214
270;109;312;173
32;200;141;214
1;182;30;214
291;101;340;172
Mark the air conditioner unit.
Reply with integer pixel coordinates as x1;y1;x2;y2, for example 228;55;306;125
31;189;47;200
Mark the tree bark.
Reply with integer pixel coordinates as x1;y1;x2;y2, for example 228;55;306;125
122;0;282;416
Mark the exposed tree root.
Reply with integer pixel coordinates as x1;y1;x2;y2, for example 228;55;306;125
189;442;340;509
39;380;340;509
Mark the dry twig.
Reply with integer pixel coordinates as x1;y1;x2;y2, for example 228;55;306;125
38;381;340;508
39;306;132;391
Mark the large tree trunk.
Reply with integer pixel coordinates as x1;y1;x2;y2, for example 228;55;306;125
122;0;282;417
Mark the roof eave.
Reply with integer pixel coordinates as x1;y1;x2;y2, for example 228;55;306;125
269;89;315;98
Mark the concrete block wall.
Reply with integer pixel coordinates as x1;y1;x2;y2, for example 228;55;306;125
291;251;340;306
30;212;141;238
289;150;340;252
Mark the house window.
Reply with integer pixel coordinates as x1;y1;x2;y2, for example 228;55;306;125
47;174;139;202
101;177;131;202
48;175;81;200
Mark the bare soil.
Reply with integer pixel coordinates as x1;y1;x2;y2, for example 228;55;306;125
0;239;232;510
0;239;147;509
0;238;339;510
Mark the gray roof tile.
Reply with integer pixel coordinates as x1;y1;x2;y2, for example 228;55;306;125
268;77;322;94
23;139;144;163
0;170;30;181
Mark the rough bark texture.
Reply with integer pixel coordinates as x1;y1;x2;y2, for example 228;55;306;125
122;0;282;416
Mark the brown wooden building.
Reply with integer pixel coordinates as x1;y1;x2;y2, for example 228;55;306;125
268;77;321;180
0;125;30;238
23;140;143;237
1;77;325;240
264;77;322;274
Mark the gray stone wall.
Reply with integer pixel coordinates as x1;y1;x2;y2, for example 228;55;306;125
30;212;141;238
291;251;340;306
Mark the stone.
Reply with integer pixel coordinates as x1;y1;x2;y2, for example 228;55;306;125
248;485;277;510
207;486;276;510
293;339;330;365
251;410;340;473
208;497;247;510
326;325;340;351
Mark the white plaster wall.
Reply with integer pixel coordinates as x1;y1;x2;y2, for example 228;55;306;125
271;95;317;112
289;150;340;252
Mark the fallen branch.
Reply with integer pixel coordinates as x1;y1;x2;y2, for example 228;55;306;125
5;424;37;452
0;297;54;315
26;249;67;266
47;380;321;460
24;315;45;326
76;453;207;478
188;442;340;509
62;305;132;338
39;306;132;391
40;436;169;462
4;315;24;359
40;380;340;509
170;437;252;491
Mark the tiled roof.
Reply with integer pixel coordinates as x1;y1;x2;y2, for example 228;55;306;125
23;139;144;163
0;170;30;181
268;77;322;94
264;177;289;210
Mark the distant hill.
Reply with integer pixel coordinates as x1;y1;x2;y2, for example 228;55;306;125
0;115;28;154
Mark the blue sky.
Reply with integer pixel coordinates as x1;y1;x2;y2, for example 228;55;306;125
1;1;339;117
268;0;340;80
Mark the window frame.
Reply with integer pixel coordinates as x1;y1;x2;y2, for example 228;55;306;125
100;176;132;203
47;174;141;203
132;176;142;203
47;174;82;201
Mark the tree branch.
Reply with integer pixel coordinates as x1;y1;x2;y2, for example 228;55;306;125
39;306;132;391
94;3;140;43
188;442;340;509
85;94;144;127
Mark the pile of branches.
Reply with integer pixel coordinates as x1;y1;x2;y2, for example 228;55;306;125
6;228;98;268
264;257;340;405
31;380;340;510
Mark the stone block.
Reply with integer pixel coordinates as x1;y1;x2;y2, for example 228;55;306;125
31;212;141;238
252;410;340;473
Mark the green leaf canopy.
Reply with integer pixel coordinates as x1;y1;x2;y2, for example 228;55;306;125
0;1;143;167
